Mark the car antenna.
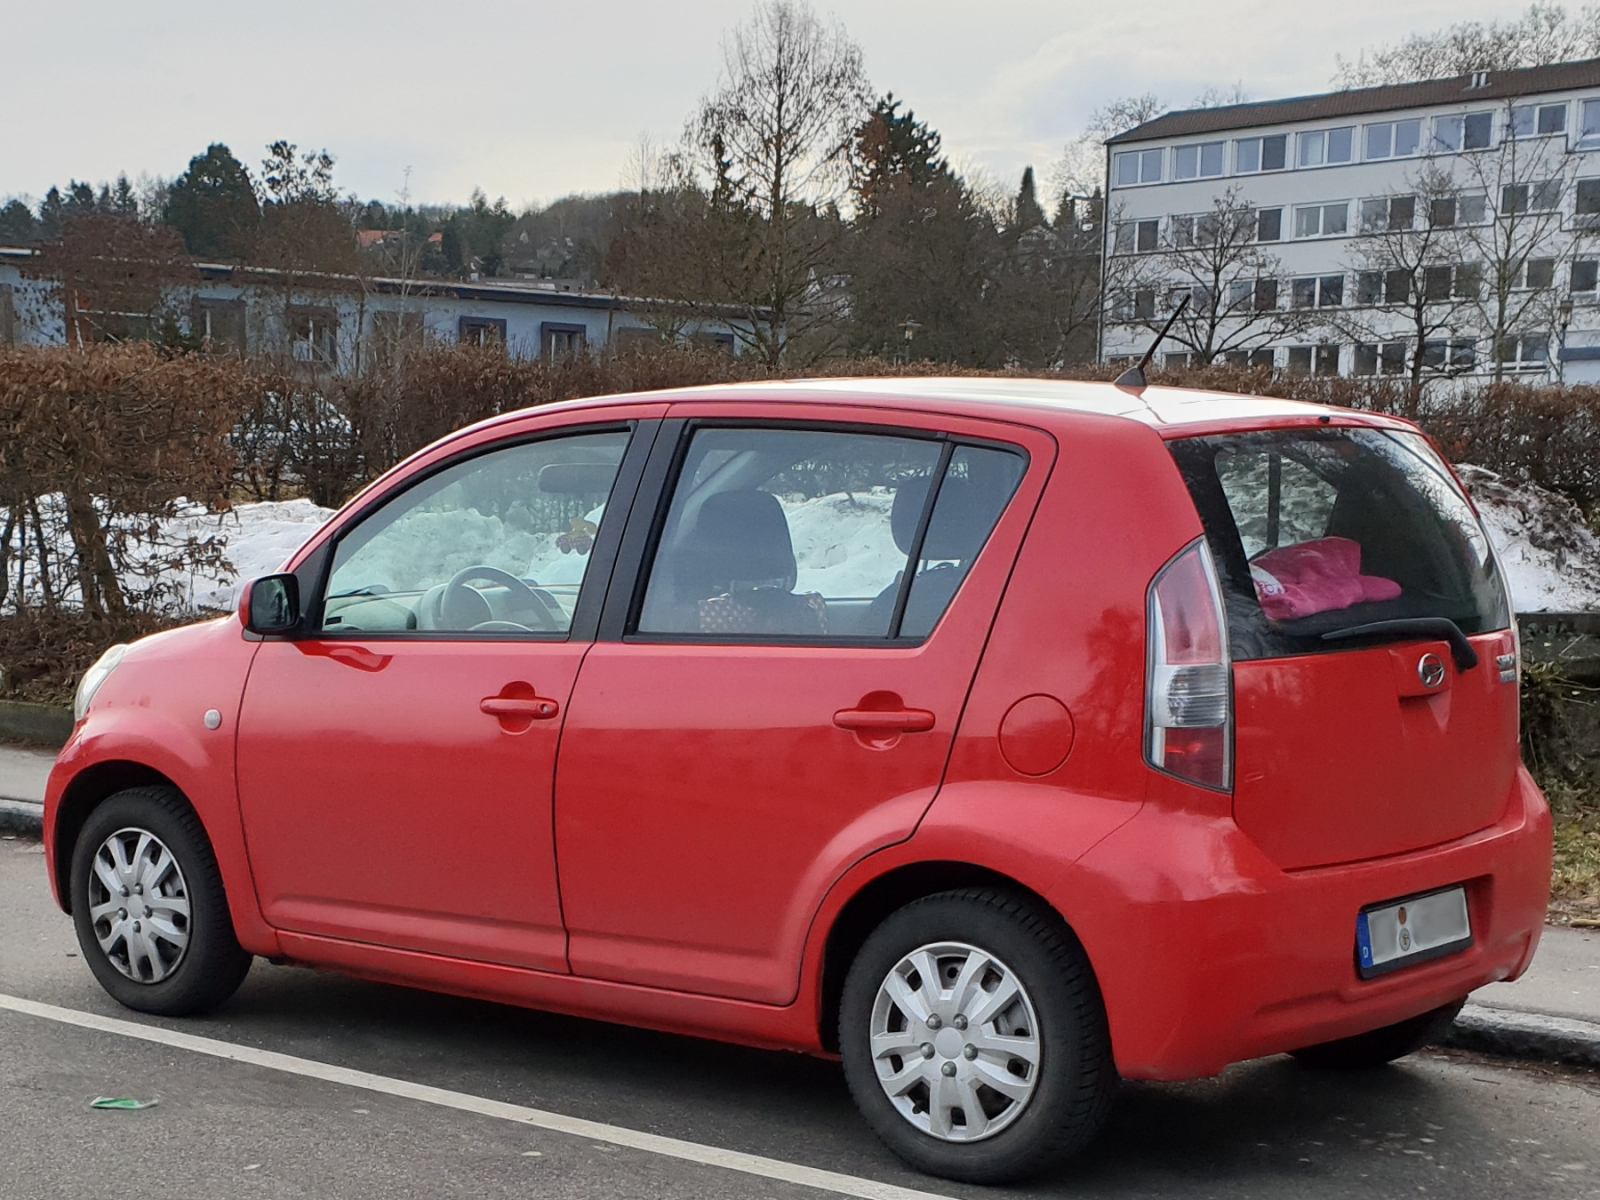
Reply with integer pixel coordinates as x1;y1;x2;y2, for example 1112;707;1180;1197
1113;294;1190;396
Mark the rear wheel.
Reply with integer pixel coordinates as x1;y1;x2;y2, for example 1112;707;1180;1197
1289;998;1466;1069
839;889;1115;1184
69;786;251;1015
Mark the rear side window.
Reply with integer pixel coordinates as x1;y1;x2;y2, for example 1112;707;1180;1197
1169;428;1510;660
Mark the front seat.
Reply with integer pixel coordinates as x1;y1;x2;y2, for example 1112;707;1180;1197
666;489;826;636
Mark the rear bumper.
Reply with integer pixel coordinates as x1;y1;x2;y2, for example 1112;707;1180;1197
1064;766;1553;1081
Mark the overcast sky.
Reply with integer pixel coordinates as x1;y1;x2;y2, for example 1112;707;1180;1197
4;0;1536;211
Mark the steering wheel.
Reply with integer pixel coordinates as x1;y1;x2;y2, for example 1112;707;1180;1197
429;565;561;632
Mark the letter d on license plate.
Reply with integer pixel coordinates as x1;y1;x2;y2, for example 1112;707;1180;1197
1356;886;1472;979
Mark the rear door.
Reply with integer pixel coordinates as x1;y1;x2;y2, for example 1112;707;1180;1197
552;407;1051;1004
1168;426;1518;870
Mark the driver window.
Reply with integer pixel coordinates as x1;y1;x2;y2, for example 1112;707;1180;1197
321;430;630;635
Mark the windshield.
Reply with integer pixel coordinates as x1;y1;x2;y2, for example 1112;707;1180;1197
1168;427;1510;661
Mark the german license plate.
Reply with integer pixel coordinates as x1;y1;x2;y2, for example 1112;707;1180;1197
1356;886;1472;979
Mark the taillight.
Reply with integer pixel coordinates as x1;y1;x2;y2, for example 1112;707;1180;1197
1146;538;1232;791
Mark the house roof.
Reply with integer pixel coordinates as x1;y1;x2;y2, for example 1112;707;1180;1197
1107;57;1600;146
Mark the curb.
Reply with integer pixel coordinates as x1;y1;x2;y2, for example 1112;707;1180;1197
1439;1003;1600;1069
0;797;43;838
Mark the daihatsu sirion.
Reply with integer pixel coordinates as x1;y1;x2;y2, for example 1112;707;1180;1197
45;379;1551;1184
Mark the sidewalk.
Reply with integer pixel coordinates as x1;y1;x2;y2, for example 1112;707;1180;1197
0;743;52;836
0;742;1593;1067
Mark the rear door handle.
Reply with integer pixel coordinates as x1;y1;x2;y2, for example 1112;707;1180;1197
832;707;935;734
480;696;560;719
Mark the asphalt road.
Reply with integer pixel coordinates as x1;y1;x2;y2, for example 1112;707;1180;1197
2;839;1598;1200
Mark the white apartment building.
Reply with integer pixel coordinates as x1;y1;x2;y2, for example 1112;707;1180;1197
1101;59;1600;384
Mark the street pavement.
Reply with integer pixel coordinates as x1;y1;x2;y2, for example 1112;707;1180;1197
2;838;1599;1198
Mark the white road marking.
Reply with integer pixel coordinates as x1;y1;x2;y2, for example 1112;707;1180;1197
0;991;954;1200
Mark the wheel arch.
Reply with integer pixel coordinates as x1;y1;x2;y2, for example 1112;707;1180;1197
816;860;1078;1054
53;760;181;913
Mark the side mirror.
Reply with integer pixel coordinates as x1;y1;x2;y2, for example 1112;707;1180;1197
243;574;301;636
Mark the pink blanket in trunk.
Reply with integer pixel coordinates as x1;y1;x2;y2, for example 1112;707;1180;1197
1249;536;1401;621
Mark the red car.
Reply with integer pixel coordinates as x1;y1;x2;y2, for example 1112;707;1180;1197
45;379;1551;1183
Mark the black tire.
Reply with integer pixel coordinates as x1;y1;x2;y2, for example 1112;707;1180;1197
69;785;251;1016
838;888;1116;1184
1289;998;1466;1070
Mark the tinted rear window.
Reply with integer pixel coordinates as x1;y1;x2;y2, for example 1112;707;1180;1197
1168;427;1510;660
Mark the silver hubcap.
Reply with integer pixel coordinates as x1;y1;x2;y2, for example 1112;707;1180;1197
869;941;1042;1142
87;828;191;984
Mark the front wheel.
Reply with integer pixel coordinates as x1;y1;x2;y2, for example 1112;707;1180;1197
69;785;252;1016
839;889;1116;1184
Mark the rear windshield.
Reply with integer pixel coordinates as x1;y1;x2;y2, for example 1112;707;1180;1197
1168;427;1510;661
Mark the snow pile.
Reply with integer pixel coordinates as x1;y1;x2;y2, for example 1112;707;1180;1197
75;468;1600;617
783;488;901;598
1457;466;1600;613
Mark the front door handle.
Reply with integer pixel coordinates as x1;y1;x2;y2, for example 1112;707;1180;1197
832;707;935;734
480;696;560;720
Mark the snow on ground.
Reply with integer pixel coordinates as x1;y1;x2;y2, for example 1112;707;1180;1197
1458;466;1600;614
91;469;1600;616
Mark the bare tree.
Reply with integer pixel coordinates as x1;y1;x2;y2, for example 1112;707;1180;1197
685;0;871;363
1336;3;1600;87
1339;167;1480;414
1455;109;1582;379
1108;189;1310;364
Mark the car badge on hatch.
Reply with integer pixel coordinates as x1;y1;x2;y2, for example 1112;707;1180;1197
1417;653;1447;690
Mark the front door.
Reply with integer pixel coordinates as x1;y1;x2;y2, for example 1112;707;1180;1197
236;424;642;971
554;410;1050;1003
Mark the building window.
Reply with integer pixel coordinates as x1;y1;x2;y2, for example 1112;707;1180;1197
1360;195;1416;231
458;316;507;346
541;322;587;360
1286;345;1341;375
192;297;246;355
289;307;337;365
1496;333;1550;368
1131;288;1156;320
1357;269;1412;305
1235;135;1287;173
1223;347;1276;368
1173;141;1225;180
689;330;736;353
1422;338;1478;369
1298;127;1354;167
1293;202;1348;238
1291;275;1344;308
1573;259;1599;294
1434;111;1493;152
371;309;425;367
1114;148;1164;186
1429;194;1489;227
1353;341;1409;375
1163;351;1194;369
1510;258;1556;290
1114;219;1160;253
1500;180;1561;214
0;285;14;346
1509;103;1568;137
1171;213;1221;247
1226;279;1278;313
1255;207;1283;242
1583;99;1600;144
1575;178;1600;227
1365;119;1422;159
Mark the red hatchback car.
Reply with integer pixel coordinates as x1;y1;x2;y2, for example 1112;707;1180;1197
45;379;1551;1183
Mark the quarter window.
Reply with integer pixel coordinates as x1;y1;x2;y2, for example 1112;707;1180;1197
635;428;1023;641
322;430;632;635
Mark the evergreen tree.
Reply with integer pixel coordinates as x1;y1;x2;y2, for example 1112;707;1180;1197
0;199;37;244
164;144;261;260
851;94;949;218
1013;166;1046;232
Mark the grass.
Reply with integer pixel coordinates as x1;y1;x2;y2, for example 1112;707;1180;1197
1547;780;1600;924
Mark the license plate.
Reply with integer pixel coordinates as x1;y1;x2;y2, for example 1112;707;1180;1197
1356;886;1472;979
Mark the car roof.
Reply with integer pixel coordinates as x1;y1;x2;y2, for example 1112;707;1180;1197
499;377;1412;437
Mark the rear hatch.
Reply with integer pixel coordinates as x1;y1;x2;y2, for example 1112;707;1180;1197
1168;425;1518;870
